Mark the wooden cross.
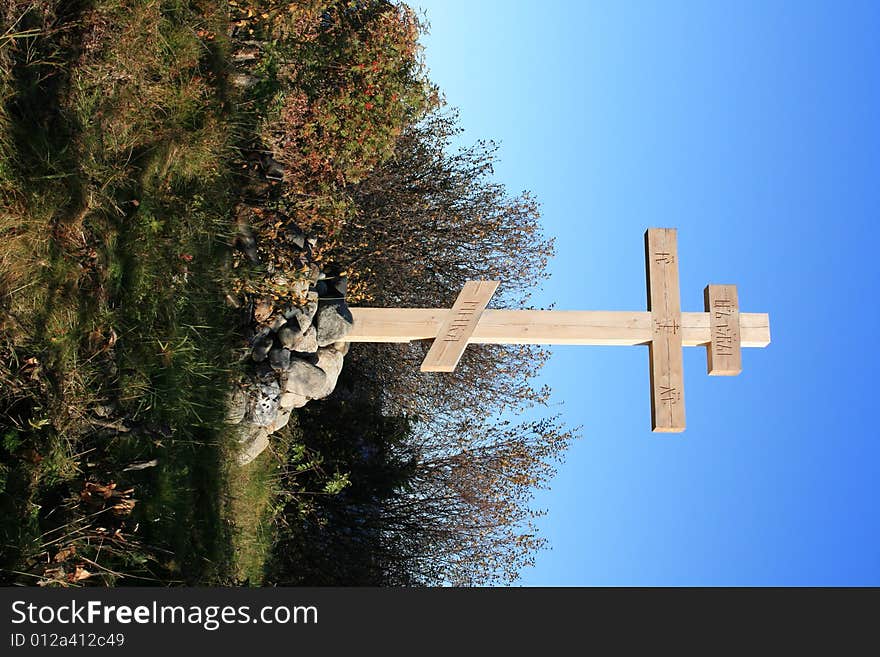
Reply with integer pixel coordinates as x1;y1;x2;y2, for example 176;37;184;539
346;228;771;432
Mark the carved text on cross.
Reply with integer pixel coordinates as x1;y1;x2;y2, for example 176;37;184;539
345;228;770;432
659;386;681;405
444;301;481;342
654;320;680;335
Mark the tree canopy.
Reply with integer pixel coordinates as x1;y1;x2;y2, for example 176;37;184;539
262;4;576;585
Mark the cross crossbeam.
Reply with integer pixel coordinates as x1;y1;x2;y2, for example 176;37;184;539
346;228;771;432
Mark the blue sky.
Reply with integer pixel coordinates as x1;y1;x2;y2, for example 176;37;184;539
413;0;880;585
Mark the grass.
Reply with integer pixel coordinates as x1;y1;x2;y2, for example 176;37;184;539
0;0;248;585
0;0;428;586
226;450;279;585
224;417;301;585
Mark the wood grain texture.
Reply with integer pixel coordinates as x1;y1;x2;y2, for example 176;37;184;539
645;228;685;433
341;225;774;434
420;280;499;372
347;308;771;347
704;284;742;375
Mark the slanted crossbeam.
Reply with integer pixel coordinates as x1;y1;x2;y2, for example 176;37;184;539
346;228;771;432
420;280;499;372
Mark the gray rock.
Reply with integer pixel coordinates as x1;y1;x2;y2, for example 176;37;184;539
315;300;354;347
248;378;280;426
277;324;300;349
237;425;256;443
260;155;285;181
305;292;319;319
282;307;305;333
285;224;306;249
313;280;329;297
268;408;292;433
225;386;248;424
290;279;310;298
294;325;318;354
259;374;281;396
294;350;319;366
315;347;345;398
280;391;309;409
251;333;273;362
283;295;319;333
332;341;350;357
281;359;327;398
279;323;318;353
250;325;271;342
317;345;344;372
269;314;287;332
269;347;291;372
237;428;269;466
266;163;285;181
333;275;348;297
230;73;259;89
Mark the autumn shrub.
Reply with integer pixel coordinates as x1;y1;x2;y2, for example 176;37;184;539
291;2;436;183
239;1;438;234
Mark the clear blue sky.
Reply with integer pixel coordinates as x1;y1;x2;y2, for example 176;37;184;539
413;0;880;585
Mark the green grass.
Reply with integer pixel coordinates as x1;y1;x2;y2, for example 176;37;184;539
0;0;430;586
0;0;248;585
224;417;302;585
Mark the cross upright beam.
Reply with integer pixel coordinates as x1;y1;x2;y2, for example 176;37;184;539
645;228;685;432
345;228;771;432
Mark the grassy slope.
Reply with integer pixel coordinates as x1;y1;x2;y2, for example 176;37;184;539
0;0;429;586
225;418;301;585
0;1;269;585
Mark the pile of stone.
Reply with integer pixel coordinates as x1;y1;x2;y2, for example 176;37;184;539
225;217;354;465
